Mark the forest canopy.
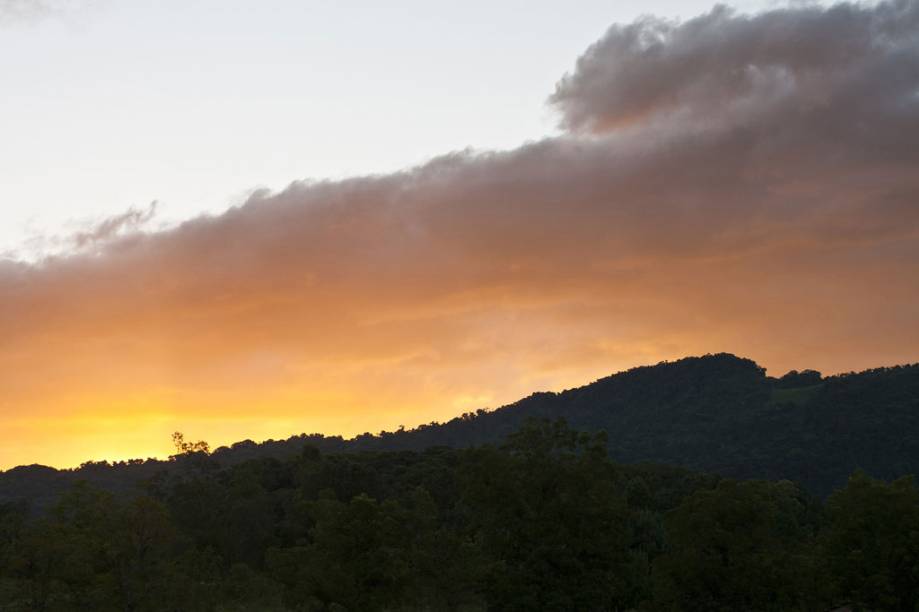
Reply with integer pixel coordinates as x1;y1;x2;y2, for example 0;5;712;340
1;419;918;611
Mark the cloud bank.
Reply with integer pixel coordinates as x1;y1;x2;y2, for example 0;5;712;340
2;0;918;467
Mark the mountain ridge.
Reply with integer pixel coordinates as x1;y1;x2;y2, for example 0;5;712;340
2;352;918;510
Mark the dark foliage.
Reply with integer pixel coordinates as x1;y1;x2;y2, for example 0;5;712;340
1;420;918;610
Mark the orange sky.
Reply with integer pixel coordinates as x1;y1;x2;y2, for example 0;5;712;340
2;0;919;469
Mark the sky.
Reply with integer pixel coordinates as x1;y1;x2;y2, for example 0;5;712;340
1;0;918;468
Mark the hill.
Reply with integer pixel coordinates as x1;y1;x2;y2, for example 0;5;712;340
2;353;918;507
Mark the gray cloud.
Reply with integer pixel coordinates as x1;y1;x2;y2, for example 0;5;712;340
550;0;919;137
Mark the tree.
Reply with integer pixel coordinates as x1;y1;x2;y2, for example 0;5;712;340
172;432;211;455
461;419;639;611
822;471;919;611
652;479;826;611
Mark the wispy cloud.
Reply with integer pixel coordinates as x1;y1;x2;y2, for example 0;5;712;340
2;202;160;262
0;0;98;25
71;202;159;250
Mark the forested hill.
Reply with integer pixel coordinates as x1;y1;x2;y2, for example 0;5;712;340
356;353;919;495
3;353;919;506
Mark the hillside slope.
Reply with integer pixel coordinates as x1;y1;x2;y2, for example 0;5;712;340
335;353;919;495
2;353;918;506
